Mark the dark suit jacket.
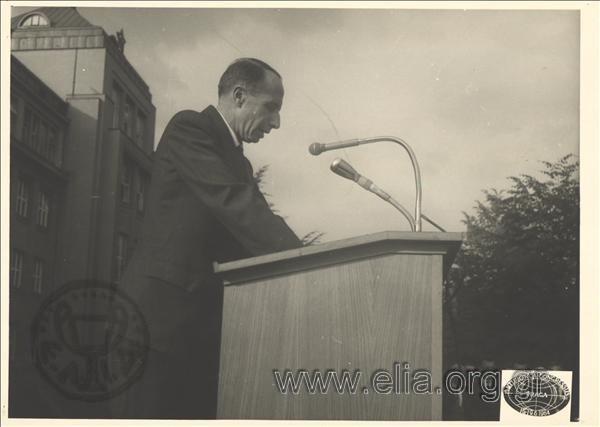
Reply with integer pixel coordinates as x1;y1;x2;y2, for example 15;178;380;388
121;105;302;352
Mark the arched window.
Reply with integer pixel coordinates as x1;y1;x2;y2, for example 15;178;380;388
19;14;49;28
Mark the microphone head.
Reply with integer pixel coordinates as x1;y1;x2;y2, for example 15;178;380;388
330;158;358;181
309;143;323;156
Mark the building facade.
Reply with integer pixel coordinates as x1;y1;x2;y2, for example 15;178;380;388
9;7;156;418
11;6;155;286
9;58;70;403
10;56;69;296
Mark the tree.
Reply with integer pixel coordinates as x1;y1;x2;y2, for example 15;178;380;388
445;155;579;369
254;165;325;245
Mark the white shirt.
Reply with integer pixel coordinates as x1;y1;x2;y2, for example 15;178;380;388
216;106;241;148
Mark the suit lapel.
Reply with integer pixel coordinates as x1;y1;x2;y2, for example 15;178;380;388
204;106;252;182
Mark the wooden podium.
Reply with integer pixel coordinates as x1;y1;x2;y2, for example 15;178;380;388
214;231;462;420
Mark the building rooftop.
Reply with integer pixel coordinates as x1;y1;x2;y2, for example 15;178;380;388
11;7;94;30
11;7;152;99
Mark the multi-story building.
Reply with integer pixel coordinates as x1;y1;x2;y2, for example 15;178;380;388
11;6;155;286
9;58;70;411
9;7;156;418
10;55;69;297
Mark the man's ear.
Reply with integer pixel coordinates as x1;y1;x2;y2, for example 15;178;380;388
232;86;246;107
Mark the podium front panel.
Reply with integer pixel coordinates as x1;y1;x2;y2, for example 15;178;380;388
217;251;443;420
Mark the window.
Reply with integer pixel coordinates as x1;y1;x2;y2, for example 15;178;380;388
38;122;48;157
123;98;134;137
11;95;19;132
136;171;146;213
46;128;57;163
37;192;50;228
115;234;128;281
120;160;132;203
33;259;44;294
30;114;40;151
11;250;24;288
23;109;32;145
112;84;122;128
20;14;49;28
135;111;146;147
15;178;30;218
21;108;59;164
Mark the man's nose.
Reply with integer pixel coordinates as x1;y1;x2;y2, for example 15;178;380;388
270;113;280;130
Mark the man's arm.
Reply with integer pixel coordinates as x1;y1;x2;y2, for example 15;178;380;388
166;120;302;256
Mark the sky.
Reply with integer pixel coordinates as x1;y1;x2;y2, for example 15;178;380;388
11;5;581;242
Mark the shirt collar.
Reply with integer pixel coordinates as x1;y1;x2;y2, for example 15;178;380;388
215;106;241;148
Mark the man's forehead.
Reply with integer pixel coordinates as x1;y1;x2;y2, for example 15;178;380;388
259;71;283;91
255;73;284;101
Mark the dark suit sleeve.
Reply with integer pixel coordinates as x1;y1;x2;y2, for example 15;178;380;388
166;121;303;256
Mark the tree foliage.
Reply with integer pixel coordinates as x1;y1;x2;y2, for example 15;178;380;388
446;155;579;368
254;165;324;245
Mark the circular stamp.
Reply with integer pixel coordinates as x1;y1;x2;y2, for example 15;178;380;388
30;280;149;402
503;370;570;417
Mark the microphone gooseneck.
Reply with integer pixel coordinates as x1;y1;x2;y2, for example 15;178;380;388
330;158;417;232
310;137;423;231
330;158;446;232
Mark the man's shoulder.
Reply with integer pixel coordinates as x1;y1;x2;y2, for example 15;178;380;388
169;106;219;130
160;105;236;154
160;106;222;145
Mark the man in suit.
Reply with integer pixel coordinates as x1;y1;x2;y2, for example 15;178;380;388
111;58;302;419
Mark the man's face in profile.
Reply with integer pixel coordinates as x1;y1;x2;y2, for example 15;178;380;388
236;71;284;143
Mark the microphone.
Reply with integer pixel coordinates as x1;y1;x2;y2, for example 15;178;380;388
309;143;324;155
330;159;446;232
329;158;357;180
330;158;416;231
309;139;361;156
330;158;391;201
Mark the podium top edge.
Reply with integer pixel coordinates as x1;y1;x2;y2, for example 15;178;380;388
214;230;464;275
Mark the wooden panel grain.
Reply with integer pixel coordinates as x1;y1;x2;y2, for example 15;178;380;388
217;253;443;420
431;254;443;420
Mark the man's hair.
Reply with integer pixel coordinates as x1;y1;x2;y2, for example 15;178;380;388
218;58;281;98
